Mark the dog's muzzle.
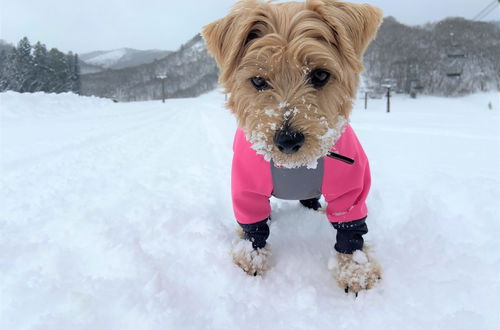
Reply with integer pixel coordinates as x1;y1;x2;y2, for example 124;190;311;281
274;128;305;154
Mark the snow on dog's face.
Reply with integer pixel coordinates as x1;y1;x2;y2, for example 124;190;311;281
203;0;382;168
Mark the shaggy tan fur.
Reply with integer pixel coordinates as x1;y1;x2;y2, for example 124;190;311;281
203;0;382;289
203;0;382;168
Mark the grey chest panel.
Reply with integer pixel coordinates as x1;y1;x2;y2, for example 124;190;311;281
270;158;324;200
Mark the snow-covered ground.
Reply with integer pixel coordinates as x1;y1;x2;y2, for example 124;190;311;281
1;90;499;330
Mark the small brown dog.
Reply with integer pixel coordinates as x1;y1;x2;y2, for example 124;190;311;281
203;0;382;293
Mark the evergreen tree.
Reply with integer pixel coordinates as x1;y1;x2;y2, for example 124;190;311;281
0;50;7;67
32;42;49;92
14;37;34;92
64;51;75;92
47;48;69;93
72;54;81;94
0;50;17;91
0;49;9;91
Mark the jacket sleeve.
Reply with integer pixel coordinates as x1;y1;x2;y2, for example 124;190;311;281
322;125;371;223
231;129;274;224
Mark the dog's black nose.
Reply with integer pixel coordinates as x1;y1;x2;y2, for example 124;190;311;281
274;129;305;154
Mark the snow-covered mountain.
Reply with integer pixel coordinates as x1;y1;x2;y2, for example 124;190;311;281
81;34;218;101
80;48;172;70
1;90;499;329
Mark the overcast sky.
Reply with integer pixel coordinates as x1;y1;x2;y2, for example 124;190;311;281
0;0;498;54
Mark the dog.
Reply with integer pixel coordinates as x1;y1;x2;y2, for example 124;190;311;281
202;0;382;293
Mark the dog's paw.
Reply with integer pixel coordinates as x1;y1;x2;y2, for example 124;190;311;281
329;249;381;294
231;239;271;276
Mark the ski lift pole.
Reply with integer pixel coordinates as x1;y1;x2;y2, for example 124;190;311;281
386;86;391;113
162;79;166;103
157;74;167;103
382;84;391;113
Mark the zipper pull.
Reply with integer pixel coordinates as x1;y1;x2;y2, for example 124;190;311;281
327;151;355;165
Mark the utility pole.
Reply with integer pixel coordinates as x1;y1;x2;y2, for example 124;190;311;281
157;74;167;103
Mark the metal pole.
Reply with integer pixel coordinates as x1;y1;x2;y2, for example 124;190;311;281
386;87;391;113
156;74;167;103
364;92;368;110
161;78;165;103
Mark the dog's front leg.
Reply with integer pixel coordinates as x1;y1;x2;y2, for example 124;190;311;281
329;218;381;294
232;218;271;276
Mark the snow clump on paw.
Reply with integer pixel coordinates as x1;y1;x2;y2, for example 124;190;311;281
332;249;381;293
231;239;271;276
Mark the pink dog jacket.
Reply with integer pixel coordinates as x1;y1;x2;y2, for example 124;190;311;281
232;124;371;225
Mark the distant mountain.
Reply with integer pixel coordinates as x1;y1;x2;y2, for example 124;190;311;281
80;48;172;70
0;40;14;53
80;34;218;101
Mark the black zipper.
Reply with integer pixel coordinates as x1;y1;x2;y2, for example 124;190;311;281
327;151;355;165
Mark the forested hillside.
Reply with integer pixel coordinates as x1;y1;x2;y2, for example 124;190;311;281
0;37;80;94
363;17;500;96
80;35;217;101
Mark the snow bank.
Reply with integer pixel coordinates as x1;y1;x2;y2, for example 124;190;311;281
0;91;112;119
1;91;499;330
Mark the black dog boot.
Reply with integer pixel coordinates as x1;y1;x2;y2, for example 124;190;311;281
300;197;322;211
238;218;270;249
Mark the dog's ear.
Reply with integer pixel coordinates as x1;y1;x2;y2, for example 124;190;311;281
310;0;383;58
202;8;252;86
202;15;238;68
202;0;261;86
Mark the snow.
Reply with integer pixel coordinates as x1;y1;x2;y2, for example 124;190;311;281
85;48;128;67
1;90;499;329
351;250;368;265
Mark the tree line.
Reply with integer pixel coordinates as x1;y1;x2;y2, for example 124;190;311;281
0;37;80;94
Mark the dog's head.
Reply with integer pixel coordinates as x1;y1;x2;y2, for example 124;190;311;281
203;0;382;168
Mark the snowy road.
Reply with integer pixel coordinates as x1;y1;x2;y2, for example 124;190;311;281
1;91;499;329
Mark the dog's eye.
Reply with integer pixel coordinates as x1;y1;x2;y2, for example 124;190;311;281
309;69;331;89
250;76;271;91
246;30;259;44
